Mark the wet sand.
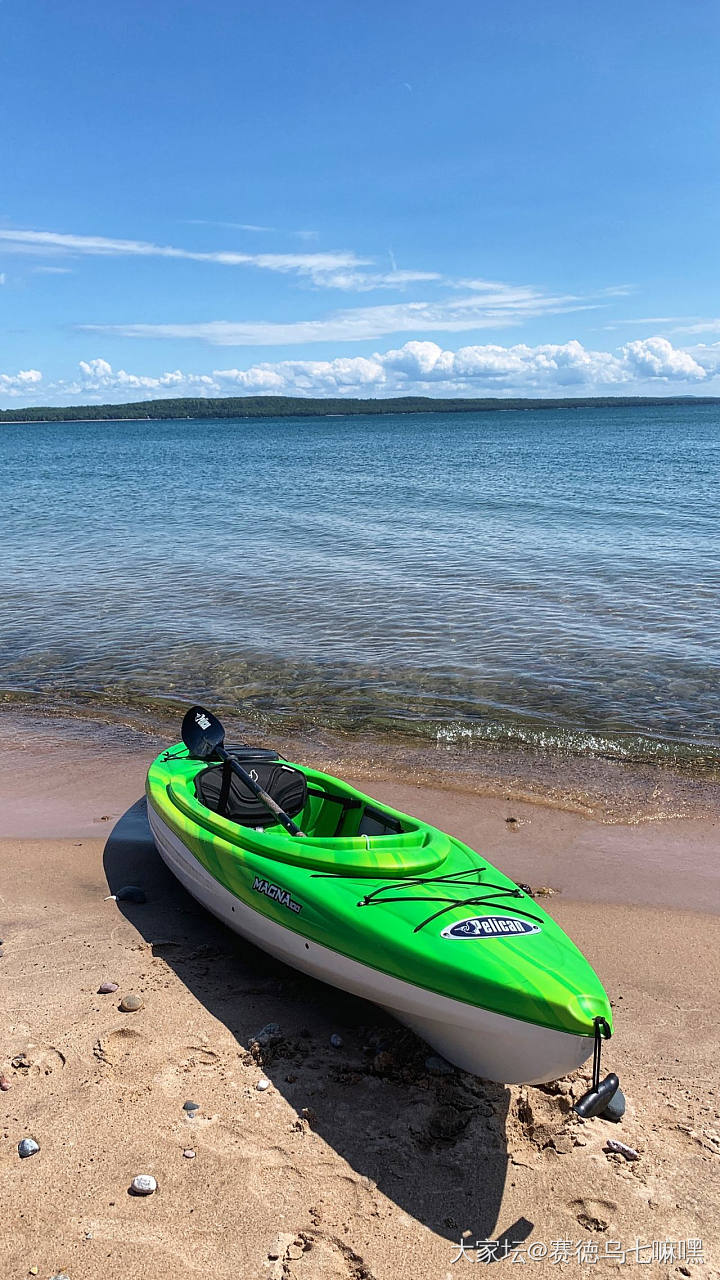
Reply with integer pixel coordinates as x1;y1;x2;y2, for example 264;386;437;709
1;720;719;1278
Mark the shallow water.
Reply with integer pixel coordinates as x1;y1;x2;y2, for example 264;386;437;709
2;403;719;769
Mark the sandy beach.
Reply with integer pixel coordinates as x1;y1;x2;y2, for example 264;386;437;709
2;717;719;1279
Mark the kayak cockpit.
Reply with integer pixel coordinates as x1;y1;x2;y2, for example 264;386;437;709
195;759;408;841
152;751;452;877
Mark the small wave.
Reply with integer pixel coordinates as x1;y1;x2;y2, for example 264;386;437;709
2;680;719;780
433;718;720;769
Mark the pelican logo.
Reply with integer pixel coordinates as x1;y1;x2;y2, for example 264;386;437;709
441;916;541;939
195;712;211;730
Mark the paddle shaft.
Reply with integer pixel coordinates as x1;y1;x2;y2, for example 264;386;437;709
217;746;305;837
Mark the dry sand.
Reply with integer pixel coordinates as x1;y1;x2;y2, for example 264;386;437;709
1;726;719;1278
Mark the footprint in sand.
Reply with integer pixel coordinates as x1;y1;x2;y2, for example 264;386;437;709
571;1196;617;1233
93;1027;145;1068
12;1045;67;1076
266;1230;377;1280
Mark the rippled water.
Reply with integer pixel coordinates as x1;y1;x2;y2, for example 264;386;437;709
2;404;719;764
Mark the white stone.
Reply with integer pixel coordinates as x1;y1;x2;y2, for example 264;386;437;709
130;1174;157;1195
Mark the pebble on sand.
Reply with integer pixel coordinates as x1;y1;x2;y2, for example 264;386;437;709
329;1034;343;1048
130;1174;157;1195
256;1077;270;1091
605;1138;639;1161
183;1100;200;1112
183;1148;196;1159
97;981;119;994
0;1074;11;1090
119;994;144;1013
18;1138;40;1158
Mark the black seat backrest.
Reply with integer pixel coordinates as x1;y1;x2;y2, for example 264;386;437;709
197;762;307;827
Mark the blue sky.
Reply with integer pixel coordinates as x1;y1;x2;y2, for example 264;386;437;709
2;0;720;404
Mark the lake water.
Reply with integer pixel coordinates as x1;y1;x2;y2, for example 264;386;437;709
2;403;719;768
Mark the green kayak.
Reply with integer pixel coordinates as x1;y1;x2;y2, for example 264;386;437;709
146;708;613;1085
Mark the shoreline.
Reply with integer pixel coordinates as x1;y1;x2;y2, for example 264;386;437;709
1;712;719;914
3;393;720;425
1;715;719;1276
3;699;720;828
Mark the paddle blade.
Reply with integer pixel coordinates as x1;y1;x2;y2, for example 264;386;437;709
181;705;226;759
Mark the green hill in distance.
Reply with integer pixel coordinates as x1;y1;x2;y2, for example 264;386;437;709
2;393;720;422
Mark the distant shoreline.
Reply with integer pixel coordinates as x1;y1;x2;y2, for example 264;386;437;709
2;393;720;423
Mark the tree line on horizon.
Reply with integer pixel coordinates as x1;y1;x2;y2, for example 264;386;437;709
1;393;718;422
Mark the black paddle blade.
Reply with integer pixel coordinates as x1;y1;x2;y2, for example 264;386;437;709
181;705;226;759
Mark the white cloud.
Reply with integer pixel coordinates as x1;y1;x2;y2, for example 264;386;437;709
77;357;216;392
186;220;318;239
185;220;277;233
215;355;387;394
0;227;447;292
312;269;443;292
0;368;43;396
83;286;599;348
671;318;720;336
620;336;706;380
689;342;720;374
0;227;371;287
368;338;628;388
1;337;716;408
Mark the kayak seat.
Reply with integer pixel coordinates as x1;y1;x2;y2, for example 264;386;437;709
196;762;307;827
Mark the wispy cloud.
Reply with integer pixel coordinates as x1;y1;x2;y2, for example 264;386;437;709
0;226;442;291
603;315;702;329
0;227;371;286
605;317;720;338
670;319;720;335
82;284;599;348
185;219;277;233
3;337;715;407
186;220;318;239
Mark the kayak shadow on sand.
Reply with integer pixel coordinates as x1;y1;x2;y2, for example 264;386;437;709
103;798;527;1246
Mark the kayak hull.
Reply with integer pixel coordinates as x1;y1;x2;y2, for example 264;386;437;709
148;804;594;1084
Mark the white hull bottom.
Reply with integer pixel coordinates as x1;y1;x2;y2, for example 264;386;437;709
148;807;593;1085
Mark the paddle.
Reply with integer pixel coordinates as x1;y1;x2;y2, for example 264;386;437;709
181;705;305;837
